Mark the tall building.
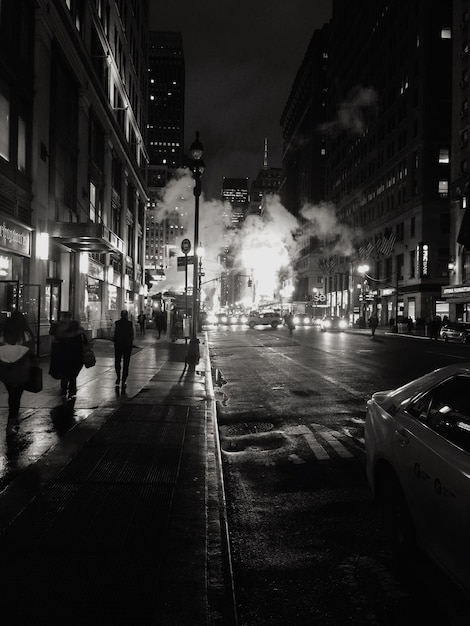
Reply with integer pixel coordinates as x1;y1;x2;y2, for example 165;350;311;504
221;177;250;227
280;25;330;302
448;0;470;321
219;177;250;308
282;0;453;325
0;0;149;351
248;139;282;217
146;31;185;289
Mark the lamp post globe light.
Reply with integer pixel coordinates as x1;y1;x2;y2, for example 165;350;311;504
186;132;204;366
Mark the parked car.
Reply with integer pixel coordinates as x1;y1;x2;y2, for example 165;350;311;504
247;310;281;328
365;363;470;597
320;315;348;332
439;322;470;344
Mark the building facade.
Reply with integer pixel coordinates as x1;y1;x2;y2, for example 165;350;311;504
282;0;453;326
280;24;330;304
145;31;185;296
447;0;470;322
0;0;150;352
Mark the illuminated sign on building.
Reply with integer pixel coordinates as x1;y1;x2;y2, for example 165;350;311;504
417;242;429;277
0;219;31;256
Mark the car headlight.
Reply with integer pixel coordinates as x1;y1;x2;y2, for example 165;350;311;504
303;317;310;325
221;315;228;323
240;316;248;324
230;316;238;324
339;320;347;329
323;320;331;328
293;316;300;324
207;314;217;324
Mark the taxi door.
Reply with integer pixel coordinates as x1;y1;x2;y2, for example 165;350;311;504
392;380;470;595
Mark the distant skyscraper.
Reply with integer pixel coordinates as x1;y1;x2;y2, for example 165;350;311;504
249;139;282;216
221;177;249;227
146;32;185;285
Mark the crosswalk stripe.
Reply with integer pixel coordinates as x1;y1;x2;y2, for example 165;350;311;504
295;425;330;459
310;423;354;458
319;431;354;458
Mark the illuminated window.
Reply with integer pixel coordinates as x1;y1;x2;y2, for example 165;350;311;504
90;181;97;222
438;180;449;197
439;148;449;163
440;28;451;39
0;94;9;161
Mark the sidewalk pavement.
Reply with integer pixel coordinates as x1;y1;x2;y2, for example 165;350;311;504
0;330;236;626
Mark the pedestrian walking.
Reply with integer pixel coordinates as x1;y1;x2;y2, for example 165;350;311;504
137;310;147;335
154;309;167;339
369;313;379;337
113;309;134;388
285;312;295;337
49;311;87;400
0;312;35;436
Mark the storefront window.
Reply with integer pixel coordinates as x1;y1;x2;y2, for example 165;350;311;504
86;277;102;326
108;285;117;311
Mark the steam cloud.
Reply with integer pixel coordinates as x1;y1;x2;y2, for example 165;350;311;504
321;85;378;135
151;173;359;306
300;201;362;256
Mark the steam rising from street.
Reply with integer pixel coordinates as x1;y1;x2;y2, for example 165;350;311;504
151;171;359;308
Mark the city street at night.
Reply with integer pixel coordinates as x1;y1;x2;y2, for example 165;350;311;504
208;323;470;625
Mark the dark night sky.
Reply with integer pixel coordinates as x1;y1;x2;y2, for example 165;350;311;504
149;1;332;199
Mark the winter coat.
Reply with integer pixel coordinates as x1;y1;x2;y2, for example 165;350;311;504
113;318;134;349
49;321;86;379
0;331;34;387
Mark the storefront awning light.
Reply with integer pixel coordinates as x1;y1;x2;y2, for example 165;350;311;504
38;232;49;260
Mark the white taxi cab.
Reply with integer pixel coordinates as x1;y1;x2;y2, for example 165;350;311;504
365;364;470;597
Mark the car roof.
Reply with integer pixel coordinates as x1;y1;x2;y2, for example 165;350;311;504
373;363;470;411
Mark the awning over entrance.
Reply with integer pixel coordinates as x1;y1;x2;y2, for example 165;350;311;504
49;222;124;254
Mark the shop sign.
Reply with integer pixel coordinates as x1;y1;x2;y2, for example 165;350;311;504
87;277;101;301
442;284;470;297
0;219;31;256
417;242;429;278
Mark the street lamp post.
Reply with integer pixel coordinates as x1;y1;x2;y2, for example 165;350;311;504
186;132;204;367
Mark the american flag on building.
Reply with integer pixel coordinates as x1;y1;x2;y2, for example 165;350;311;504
377;231;396;256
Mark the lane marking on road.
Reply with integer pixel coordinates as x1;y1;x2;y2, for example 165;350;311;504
272;352;365;398
290;425;329;459
288;453;306;464
310;423;354;458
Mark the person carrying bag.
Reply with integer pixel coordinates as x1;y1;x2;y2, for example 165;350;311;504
0;312;36;436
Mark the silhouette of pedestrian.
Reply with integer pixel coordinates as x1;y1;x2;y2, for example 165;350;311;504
113;310;134;388
285;312;295;336
369;314;378;337
0;312;35;436
155;309;167;339
49;312;87;400
137;310;146;335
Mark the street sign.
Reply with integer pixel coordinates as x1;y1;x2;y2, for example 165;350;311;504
177;255;194;271
181;238;191;254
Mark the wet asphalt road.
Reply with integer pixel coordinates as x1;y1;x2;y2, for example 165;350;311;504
207;324;470;625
